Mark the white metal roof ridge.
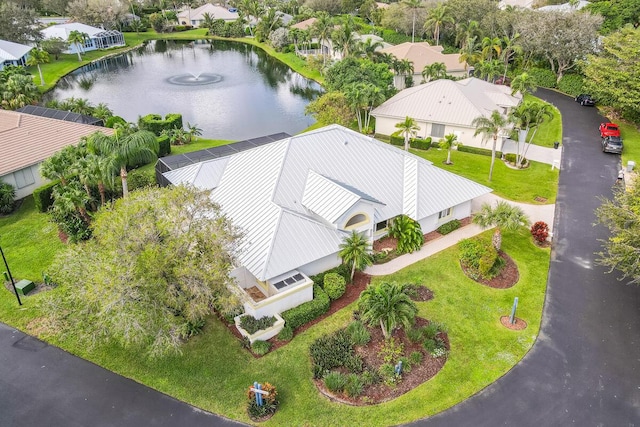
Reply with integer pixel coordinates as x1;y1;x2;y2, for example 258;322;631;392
301;170;360;224
403;156;418;218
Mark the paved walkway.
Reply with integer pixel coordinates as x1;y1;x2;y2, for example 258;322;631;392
501;138;562;167
366;193;555;276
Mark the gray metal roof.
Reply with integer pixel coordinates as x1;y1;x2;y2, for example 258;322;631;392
164;125;491;282
0;39;32;61
372;77;522;127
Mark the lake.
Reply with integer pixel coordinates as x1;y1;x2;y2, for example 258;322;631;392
47;39;322;140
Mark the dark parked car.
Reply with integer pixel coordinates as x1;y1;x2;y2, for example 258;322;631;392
601;136;623;154
575;94;595;106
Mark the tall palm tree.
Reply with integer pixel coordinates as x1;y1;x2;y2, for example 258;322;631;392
356;38;383;60
459;36;481;70
421;62;447;82
402;0;424;43
439;133;459;164
455;20;480;49
88;128;158;197
40;145;82;186
475;59;502;83
395;116;420;151
500;33;522;81
331;17;357;59
481;36;502;61
67;30;88;62
472;201;530;251
339;230;373;281
93;103;114;122
510;72;537;97
472;110;508;182
311;12;333;65
509;101;554;167
424;3;453;46
26;49;50;86
358;282;417;339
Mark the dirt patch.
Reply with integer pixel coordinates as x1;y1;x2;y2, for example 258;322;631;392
461;251;520;289
406;284;434;302
500;316;527;330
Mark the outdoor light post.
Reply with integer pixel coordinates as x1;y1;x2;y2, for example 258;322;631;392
0;239;22;306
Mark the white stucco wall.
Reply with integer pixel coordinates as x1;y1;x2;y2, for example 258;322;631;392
243;280;313;318
417;200;472;233
297;252;341;278
2;164;47;200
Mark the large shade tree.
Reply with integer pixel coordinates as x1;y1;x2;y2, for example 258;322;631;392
472;110;508;182
44;185;242;357
472;201;530;251
339;230;373;281
358;282;417;339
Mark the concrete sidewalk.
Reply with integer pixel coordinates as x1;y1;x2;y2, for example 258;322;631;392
365;194;555;276
501;139;562;167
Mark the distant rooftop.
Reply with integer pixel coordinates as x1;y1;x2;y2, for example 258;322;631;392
17;105;104;126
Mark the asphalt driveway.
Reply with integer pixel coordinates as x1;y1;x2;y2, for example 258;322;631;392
409;89;640;426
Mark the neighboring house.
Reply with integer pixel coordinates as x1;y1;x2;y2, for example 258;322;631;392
498;0;535;9
17;105;105;126
381;42;468;89
0;109;113;200
162;124;491;318
41;23;125;54
177;3;239;26
290;17;316;31
371;77;522;149
537;0;590;11
0;40;33;71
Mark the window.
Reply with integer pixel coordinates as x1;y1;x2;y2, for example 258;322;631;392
13;168;35;189
431;123;445;138
345;213;367;228
438;208;452;219
375;220;388;232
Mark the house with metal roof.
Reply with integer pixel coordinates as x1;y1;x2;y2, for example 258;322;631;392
0;40;33;71
372;77;522;149
0;109;113;199
40;23;124;54
380;42;468;89
163;124;491;318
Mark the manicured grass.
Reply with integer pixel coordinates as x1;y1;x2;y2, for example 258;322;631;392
619;121;640;168
0;228;548;425
412;148;559;204
524;94;563;148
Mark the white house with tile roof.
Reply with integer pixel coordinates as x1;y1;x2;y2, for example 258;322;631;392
163;124;491;317
372;77;522;149
0;109;113;199
41;23;124;54
0;40;33;70
177;3;239;26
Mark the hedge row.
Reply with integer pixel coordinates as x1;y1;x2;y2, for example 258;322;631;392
389;135;434;150
33;179;60;212
157;135;171;157
138;114;183;136
458;145;502;157
281;284;330;330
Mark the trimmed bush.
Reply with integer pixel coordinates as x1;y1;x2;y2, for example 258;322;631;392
33;179;60;212
458;145;503;158
528;67;557;88
240;315;277;334
323;272;346;300
557;74;585;97
138;113;183;136
504;153;517;163
310;330;355;378
345;320;371;346
324;371;347;392
344;374;364;397
105;115;126;128
281;284;330;330
437;219;461;235
389;134;404;147
310;264;351;287
277;324;293;341
157;135;171;157
458;237;500;279
251;340;271;355
410;137;432;150
530;221;549;244
0;180;15;214
127;169;156;191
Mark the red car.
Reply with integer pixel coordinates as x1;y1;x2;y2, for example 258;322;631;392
599;123;620;138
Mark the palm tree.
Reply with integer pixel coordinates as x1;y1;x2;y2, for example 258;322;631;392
26;49;50;86
481;36;502;61
67;30;88;62
93;103;114;122
472;201;530;251
424;3;453;46
339;230;373;281
402;0;424;43
395;116;420;151
358;282;417;339
52;180;92;224
455;20;480;49
472;110;508;182
40;145;82;186
475;59;502;83
500;33;522;81
459;36;481;70
421;62;447;83
201;12;216;33
510;72;537;97
439;133;459;164
331;17;357;59
88;128;159;197
356;38;383;60
509;101;554;167
187;123;203;141
311;12;333;65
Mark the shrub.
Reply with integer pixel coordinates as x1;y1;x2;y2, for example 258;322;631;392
345;373;364;397
33;179;60;212
398;356;412;373
282;284;330;330
378;363;398;386
378;337;404;364
127;169;156;191
389;134;404;147
309;330;355;378
528;67;557;88
138;113;183;136
388;215;424;254
458;145;502;157
557;74;584;97
157;135;171;157
406;326;424;344
421;322;440;340
324;371;347;392
105;115;126;128
437;219;461;235
277;324;293;341
251;340;272;355
247;382;278;419
345;320;371;346
240;315;277;334
323;272;346;300
458;237;500;279
409;351;423;365
530;221;550;244
344;354;365;373
504;153;517;163
310;264;351;288
410;137;432;150
269;27;290;51
0;180;15;214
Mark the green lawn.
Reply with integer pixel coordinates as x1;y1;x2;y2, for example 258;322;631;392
0;227;548;426
524;94;563;148
412;148;559;204
619;121;640;168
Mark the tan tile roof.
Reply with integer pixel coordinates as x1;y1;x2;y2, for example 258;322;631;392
381;42;466;74
291;17;316;30
0;109;113;176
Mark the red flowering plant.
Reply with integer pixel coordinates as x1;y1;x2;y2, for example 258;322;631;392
530;221;549;245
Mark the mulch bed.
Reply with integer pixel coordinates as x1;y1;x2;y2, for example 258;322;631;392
315;316;449;405
461;251;520;289
500;316;528;330
373;217;472;254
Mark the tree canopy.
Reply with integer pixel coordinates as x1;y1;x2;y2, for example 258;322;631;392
325;57;395;98
0;1;42;44
45;185;242;357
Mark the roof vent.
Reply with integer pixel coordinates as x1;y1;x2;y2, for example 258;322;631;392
344;140;348;145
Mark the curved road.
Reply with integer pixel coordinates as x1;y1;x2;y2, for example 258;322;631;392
2;90;639;426
412;89;640;426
